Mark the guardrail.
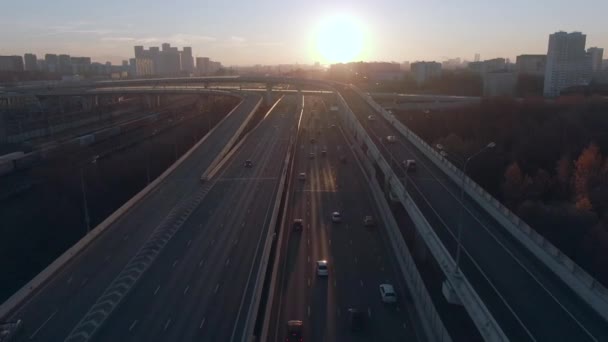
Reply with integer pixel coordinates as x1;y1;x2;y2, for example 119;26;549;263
351;86;608;321
341;123;451;342
0;93;254;321
336;91;508;341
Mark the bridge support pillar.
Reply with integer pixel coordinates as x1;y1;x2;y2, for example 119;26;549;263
143;94;153;109
156;95;161;107
82;96;93;111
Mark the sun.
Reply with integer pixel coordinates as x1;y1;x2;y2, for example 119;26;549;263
314;15;365;64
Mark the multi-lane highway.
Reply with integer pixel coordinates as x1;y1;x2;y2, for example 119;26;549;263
339;87;608;341
5;93;262;341
89;95;298;341
269;96;419;341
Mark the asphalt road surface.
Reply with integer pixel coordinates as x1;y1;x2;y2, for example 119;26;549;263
7;94;263;341
271;96;419;342
340;87;608;342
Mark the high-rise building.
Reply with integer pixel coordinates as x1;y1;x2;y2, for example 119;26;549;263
543;31;591;97
45;54;58;73
58;54;72;74
603;59;608;71
516;55;546;75
70;57;91;74
587;47;604;72
411;61;442;85
0;56;24;72
180;47;194;73
468;58;506;73
24;53;38;71
196;57;210;75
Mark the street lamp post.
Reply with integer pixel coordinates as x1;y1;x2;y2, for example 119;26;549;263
454;142;496;273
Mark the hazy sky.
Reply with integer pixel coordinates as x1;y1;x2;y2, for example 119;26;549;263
1;0;607;65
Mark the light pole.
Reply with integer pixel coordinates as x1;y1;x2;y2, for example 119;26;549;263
79;155;97;233
454;142;496;273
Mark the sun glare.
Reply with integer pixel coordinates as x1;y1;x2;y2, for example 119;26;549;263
315;15;365;64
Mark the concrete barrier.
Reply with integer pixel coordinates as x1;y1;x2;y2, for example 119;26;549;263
0;93;252;320
352;85;608;321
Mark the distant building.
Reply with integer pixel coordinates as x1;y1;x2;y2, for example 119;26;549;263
468;58;506;74
196;57;210;76
58;54;72;74
181;47;194;73
516;55;546;75
45;54;58;73
367;62;402;81
603;59;608;70
400;61;410;71
411;61;442;85
483;72;517;97
24;53;37;71
70;57;91;74
543;31;591;97
0;56;24;72
442;58;463;70
587;47;604;73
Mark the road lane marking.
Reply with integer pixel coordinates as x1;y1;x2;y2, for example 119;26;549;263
350;239;353;245
337;307;341;317
360;280;364;287
172;260;178;268
242;222;245;227
334;280;337;287
154;285;160;296
211;239;215;245
308;278;311;287
329;239;331;246
403;322;407;329
164;318;172;331
67;276;73;284
307;306;311;317
368;308;372;317
307;239;310;246
129;320;138;332
184;286;190;294
214;283;220;293
307;255;310;263
29;309;57;339
199;259;205;267
225;258;230;266
81;278;88;287
187;239;192;247
354;257;358;264
200;317;206;329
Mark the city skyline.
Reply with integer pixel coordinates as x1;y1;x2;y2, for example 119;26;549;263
1;0;607;65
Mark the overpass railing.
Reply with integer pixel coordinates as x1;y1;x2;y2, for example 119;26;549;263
351;86;608;321
336;91;508;341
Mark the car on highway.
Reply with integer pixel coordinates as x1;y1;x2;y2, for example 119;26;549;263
244;160;253;168
286;320;303;342
310;138;316;143
309;152;315;159
386;135;397;143
293;218;303;231
440;150;448;157
403;159;416;172
316;260;329;276
331;211;342;223
329;124;336;128
367;115;376;121
379;284;397;303
348;308;367;331
298;172;306;181
321;147;327;155
363;215;375;227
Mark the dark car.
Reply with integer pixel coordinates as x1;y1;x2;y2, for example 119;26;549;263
293;218;303;231
244;160;253;168
286;320;303;342
348;308;366;331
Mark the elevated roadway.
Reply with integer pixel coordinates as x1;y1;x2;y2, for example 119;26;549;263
340;87;608;341
2;93;262;341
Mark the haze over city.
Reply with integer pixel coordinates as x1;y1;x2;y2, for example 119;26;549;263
2;0;608;65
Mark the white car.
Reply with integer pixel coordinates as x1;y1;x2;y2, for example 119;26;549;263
309;152;316;159
367;115;376;121
317;260;329;276
331;211;342;223
298;172;306;181
403;159;417;172
386;135;397;143
379;284;397;303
